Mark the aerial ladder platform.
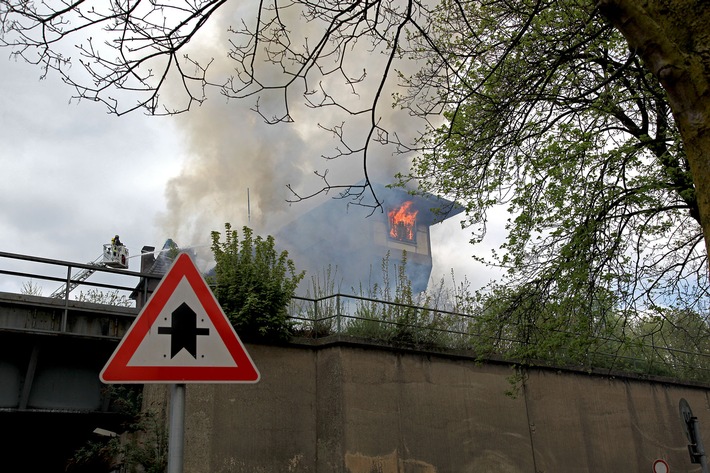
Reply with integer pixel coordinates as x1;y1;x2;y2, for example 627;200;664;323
50;243;129;298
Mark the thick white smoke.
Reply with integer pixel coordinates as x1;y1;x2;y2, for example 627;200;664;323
158;3;422;254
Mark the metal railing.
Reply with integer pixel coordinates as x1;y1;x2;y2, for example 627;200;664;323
287;293;710;384
2;250;709;384
0;250;161;311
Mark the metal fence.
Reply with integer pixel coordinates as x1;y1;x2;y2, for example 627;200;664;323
2;250;710;384
0;250;159;304
287;294;710;384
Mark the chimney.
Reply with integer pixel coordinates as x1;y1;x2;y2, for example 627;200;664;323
140;246;156;272
130;246;156;308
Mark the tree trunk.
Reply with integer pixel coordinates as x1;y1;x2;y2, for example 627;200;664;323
598;0;710;258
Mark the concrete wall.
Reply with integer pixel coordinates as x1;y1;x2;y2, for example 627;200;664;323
144;340;710;473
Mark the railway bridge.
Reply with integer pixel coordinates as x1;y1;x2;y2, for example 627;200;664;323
0;250;160;471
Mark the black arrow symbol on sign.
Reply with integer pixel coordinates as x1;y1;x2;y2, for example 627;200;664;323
157;302;210;358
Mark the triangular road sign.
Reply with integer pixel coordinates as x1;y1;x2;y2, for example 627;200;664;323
100;252;260;383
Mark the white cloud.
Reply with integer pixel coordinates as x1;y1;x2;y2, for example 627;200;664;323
0;57;183;293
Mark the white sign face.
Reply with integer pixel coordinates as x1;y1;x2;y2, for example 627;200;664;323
100;253;260;383
653;459;669;473
127;277;237;367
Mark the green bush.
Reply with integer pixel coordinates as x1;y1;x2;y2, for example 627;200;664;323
346;251;449;348
68;386;167;473
292;265;342;337
210;224;305;342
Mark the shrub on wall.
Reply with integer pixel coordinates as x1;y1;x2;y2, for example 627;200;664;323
68;386;167;473
210;224;305;342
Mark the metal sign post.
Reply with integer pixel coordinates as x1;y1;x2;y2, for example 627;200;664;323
167;384;186;473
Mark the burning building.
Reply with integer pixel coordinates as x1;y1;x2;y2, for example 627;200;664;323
275;183;463;295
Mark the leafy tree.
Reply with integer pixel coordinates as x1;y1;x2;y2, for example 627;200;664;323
392;0;710;360
469;279;609;364
210;223;304;342
398;1;708;316
631;307;710;381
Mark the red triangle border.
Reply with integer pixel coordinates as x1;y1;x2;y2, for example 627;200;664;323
100;252;260;383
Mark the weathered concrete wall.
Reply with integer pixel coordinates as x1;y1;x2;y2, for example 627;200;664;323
144;340;710;473
523;368;702;472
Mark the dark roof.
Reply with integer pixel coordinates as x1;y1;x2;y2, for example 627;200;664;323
279;181;464;232
145;239;178;275
367;181;464;226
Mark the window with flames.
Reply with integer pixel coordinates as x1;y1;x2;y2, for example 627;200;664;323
388;201;418;243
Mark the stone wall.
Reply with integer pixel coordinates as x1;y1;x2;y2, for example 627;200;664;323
143;339;710;472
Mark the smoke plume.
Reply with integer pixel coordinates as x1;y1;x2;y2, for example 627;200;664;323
158;4;431;273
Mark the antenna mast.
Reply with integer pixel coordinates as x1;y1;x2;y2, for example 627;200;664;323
247;188;251;224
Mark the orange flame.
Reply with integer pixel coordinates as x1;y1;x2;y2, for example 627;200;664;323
388;201;418;241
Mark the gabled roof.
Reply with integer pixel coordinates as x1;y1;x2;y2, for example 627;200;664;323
145;239;179;275
367;181;464;226
279;181;464;231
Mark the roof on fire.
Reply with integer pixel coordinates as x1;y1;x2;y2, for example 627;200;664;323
279;181;464;231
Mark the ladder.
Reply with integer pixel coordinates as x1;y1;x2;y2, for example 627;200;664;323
50;244;129;298
50;254;104;299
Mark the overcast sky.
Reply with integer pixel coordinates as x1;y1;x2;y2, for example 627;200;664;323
0;13;506;299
